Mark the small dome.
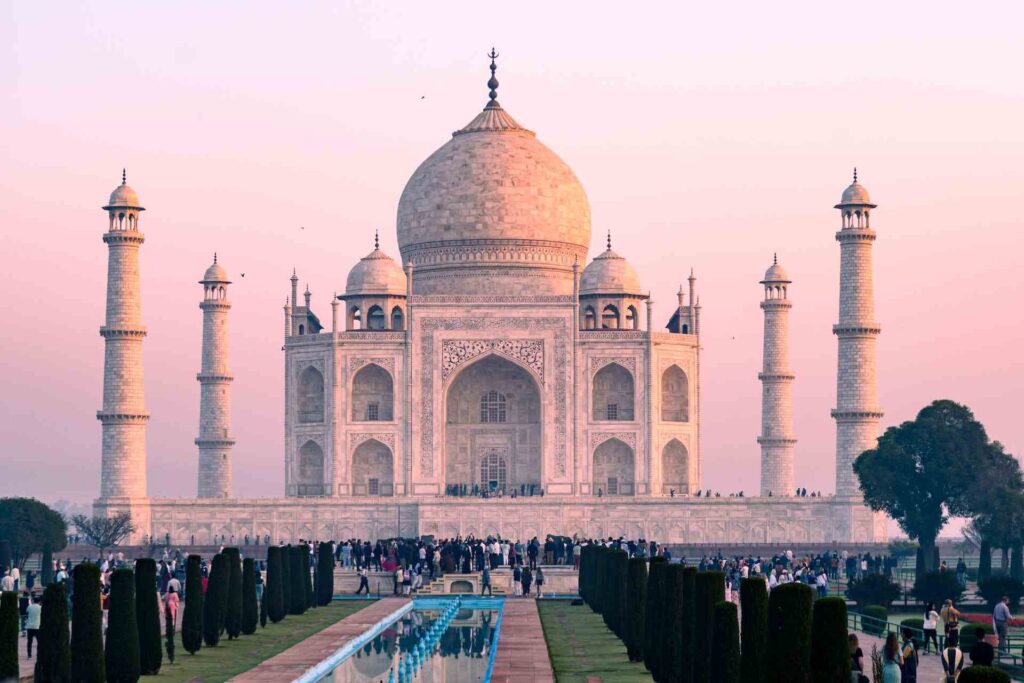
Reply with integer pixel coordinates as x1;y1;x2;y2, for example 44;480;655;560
346;247;407;296
104;176;144;210
202;257;229;284
762;260;790;284
835;170;876;208
580;246;642;296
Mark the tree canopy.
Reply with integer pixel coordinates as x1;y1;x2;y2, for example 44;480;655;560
0;498;67;568
72;512;135;555
854;400;1019;570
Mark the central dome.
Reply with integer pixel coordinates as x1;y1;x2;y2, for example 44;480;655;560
396;63;591;296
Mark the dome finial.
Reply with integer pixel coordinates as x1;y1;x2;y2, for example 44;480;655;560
773;252;777;265
214;252;218;265
607;230;612;250
487;47;500;104
374;229;380;250
122;168;127;185
853;167;858;183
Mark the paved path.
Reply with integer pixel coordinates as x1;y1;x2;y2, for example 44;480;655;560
489;599;555;683
854;631;946;680
229;598;406;682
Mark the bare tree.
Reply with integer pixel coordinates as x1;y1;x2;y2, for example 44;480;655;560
71;512;136;556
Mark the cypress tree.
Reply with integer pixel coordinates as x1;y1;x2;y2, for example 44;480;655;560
181;555;203;654
224;548;243;639
290;545;308;615
811;597;850;683
644;557;667;676
978;540;992;584
711;601;740;683
259;582;268;628
41;543;53;587
135;558;162;674
766;582;814;683
281;545;292;615
693;571;726;683
604;549;628;639
624;557;648;663
242;558;258;635
1011;544;1024;582
216;554;229;636
681;566;698;683
0;541;10;573
266;546;286;623
0;591;18;682
664;564;686;683
71;563;105;683
302;545;314;610
203;554;225;646
164;597;175;664
105;568;140;683
317;542;335;606
34;582;70;683
739;578;768;683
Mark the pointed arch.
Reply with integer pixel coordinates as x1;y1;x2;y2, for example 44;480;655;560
298;366;324;423
592;437;635;496
366;305;386;330
297;440;324;496
584;306;596;330
352;438;394;496
391;306;404;331
661;365;689;422
592;362;634;421
626;305;639;330
601;304;620;329
662;439;689;494
352;363;393;421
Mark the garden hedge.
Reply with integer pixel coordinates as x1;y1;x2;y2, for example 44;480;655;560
711;601;740;683
317;542;335;606
136;558;163;674
860;605;888;636
266;546;286;623
624;557;647;663
811;597;850;683
912;570;964;608
242;557;258;635
71;563;104;682
740;578;768;683
845;573;901;609
182;554;204;654
693;571;725;683
35;582;70;683
643;557;667;676
105;568;140;683
766;582;813;683
0;591;18;681
979;574;1024;609
224;548;243;639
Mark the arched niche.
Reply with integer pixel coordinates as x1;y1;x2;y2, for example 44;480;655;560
351;363;393;421
592;362;634;421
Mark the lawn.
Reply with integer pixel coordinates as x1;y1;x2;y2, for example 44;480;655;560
152;600;373;683
538;601;652;683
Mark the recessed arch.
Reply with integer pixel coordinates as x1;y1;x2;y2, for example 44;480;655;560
348;307;362;330
298;366;324;423
626;305;639;330
297;440;324;496
592;362;634;421
352;363;393;421
592;438;635;496
366;305;386;330
391;306;404;331
661;365;689;422
662;438;689;494
351;438;393;496
584;306;596;330
601;304;620;329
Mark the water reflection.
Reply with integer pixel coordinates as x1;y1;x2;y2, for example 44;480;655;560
321;608;498;682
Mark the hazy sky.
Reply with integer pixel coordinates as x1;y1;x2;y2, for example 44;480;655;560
2;1;1022;509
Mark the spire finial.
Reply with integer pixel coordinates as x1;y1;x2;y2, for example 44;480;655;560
773;252;777;265
121;168;126;185
214;252;218;265
853;167;858;183
374;229;380;250
487;47;500;104
606;230;612;250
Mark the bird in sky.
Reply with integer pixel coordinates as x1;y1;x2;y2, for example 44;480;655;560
420;95;426;100
240;273;245;278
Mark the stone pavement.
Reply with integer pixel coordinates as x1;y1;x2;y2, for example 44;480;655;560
489;599;555;683
229;598;406;682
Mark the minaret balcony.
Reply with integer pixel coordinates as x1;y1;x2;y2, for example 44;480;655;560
834;228;876;242
831;409;885;421
99;325;147;338
196;372;234;382
102;231;145;245
757;372;795;381
97;411;150;424
757;436;797;445
832;323;882;336
195;437;236;447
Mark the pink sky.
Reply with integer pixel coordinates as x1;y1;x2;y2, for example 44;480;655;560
1;2;1022;509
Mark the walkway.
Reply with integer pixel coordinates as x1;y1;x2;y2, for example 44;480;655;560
489;599;555;682
229;598;406;682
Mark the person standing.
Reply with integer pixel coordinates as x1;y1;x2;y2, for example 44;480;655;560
480;566;492;596
940;599;960;642
968;627;994;666
535;567;545;598
993;595;1012;654
922;603;940;654
900;628;918;683
522;566;532;597
882;632;903;683
25;595;41;659
939;632;964;682
512;565;522;597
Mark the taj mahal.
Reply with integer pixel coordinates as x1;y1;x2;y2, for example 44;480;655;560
93;55;886;545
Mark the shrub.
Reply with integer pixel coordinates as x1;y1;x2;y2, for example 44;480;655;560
681;566;698;683
164;597;175;664
135;558;162;674
266;546;286;623
289;545;307;616
711;601;740;683
643;557;667;676
317;542;335;606
224;548;243;639
900;617;924;632
958;622;994;651
958;665;1012;683
811;597;850;683
663;564;685;683
766;582;813;683
35;582;70;683
911;570;964;608
739;578;768;683
204;553;226;646
694;572;725;683
242;558;258;635
845;573;901;609
71;563;105;682
624;558;647;663
105;568;140;683
604;550;627;639
181;555;204;654
861;605;888;636
979;540;992;584
0;542;9;573
0;591;18;681
978;574;1024;609
281;544;293;615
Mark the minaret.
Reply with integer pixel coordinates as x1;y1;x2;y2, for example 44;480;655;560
758;255;796;496
832;169;882;497
97;171;149;500
196;254;234;498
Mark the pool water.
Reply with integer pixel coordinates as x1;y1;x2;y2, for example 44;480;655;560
310;597;503;683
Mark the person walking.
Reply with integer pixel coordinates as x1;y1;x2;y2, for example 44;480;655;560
521;566;532;597
849;633;868;683
922;603;941;654
25;595;41;659
535;567;545;598
512;565;522;597
355;566;370;595
900;628;918;682
164;586;180;624
939;632;964;682
993;595;1012;653
480;566;492;596
882;632;903;683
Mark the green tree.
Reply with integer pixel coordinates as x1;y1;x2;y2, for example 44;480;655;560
266;546;286;623
978;575;1024;609
0;542;10;573
740;578;768;683
0;591;18;681
105;568;140;683
0;498;67;568
135;558;162;674
604;549;627;639
643;557;667;676
854;400;1019;571
203;553;226;646
181;555;204;655
242;558;259;634
71;563;105;682
317;542;335;606
693;571;725;683
711;601;740;683
911;570;964;608
290;546;307;616
624;557;647;663
224;548;243;639
301;545;314;610
811;597;850;683
34;582;70;683
845;573;902;609
765;582;813;683
978;539;993;584
681;566;698;683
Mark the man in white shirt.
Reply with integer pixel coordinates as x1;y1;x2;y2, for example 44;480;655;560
25;595;42;658
993;595;1013;653
0;571;13;592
